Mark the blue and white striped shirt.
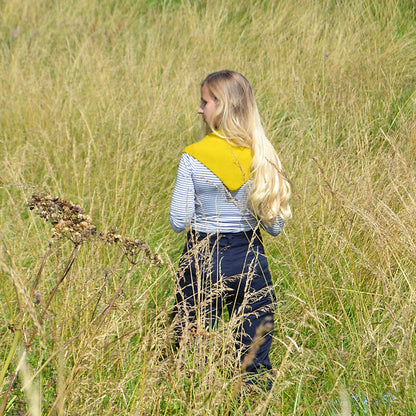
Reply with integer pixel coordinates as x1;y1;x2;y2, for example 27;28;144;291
169;153;284;236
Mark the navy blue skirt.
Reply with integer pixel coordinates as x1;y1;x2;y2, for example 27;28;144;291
173;228;276;374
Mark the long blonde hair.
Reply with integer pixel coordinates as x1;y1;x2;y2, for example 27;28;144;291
202;70;292;224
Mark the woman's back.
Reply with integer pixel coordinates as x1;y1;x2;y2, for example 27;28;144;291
170;152;284;235
170;152;258;233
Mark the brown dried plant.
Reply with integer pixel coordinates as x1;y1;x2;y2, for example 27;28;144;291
99;227;163;267
0;195;163;415
28;194;163;266
28;194;97;244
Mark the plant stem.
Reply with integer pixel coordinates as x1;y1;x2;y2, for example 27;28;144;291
31;240;53;295
0;243;81;414
0;348;27;415
0;328;21;399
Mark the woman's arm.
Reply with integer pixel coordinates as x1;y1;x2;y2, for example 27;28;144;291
169;153;195;233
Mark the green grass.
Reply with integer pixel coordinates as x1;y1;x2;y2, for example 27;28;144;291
1;0;416;414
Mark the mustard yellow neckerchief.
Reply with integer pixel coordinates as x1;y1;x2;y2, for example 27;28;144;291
183;132;252;191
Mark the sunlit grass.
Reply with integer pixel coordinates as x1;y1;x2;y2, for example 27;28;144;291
1;0;415;414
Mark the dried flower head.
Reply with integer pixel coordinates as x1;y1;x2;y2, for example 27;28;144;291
28;195;97;244
28;195;162;266
99;227;123;245
99;228;163;267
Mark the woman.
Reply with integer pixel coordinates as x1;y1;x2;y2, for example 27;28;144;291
169;70;291;384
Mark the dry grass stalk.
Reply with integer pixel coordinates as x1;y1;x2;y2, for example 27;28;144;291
240;321;274;374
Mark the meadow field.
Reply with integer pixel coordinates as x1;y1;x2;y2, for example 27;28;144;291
1;0;415;414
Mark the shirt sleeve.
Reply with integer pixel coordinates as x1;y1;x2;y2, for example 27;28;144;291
169;153;195;233
261;215;285;236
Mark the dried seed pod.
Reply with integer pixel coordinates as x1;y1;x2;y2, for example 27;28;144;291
28;194;162;266
28;194;97;243
99;229;163;267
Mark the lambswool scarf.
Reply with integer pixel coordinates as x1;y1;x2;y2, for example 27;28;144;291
183;132;252;191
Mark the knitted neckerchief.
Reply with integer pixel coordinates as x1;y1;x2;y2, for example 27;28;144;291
183;131;252;191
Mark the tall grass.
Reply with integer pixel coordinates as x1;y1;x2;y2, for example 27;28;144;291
1;0;415;414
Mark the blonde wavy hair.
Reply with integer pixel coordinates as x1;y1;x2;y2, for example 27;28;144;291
202;70;292;224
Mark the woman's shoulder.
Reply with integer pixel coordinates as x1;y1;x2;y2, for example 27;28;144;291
182;133;213;154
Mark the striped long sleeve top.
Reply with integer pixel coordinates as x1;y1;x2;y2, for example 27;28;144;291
169;153;284;236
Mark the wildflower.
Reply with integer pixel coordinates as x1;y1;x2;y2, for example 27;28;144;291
34;291;41;305
33;30;38;35
12;28;18;38
28;195;97;244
